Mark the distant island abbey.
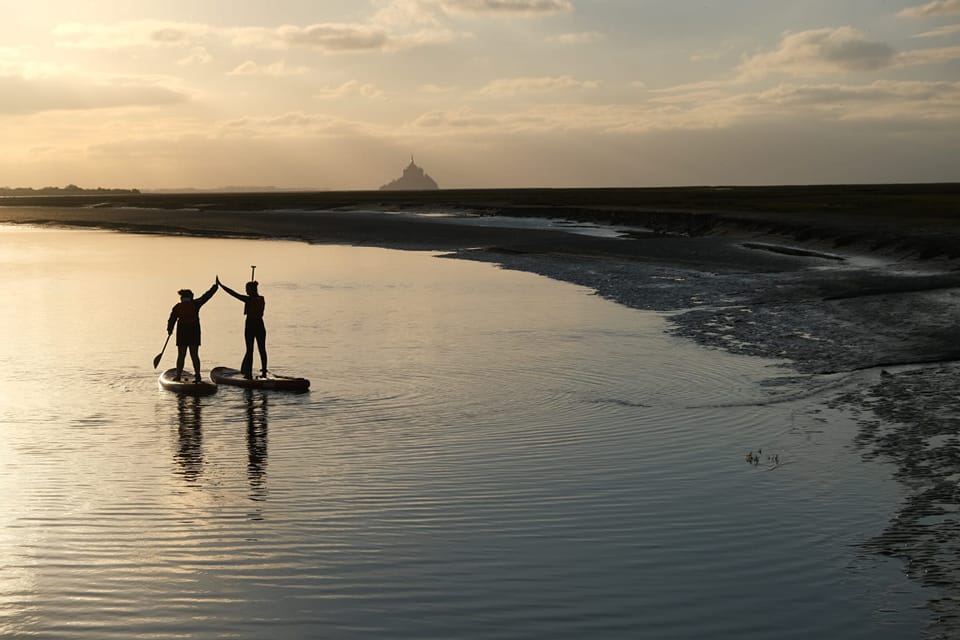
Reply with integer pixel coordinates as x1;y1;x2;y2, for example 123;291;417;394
380;157;439;191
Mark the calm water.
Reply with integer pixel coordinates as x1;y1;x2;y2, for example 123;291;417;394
0;225;929;639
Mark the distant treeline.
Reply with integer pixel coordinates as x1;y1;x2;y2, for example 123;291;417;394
0;184;140;196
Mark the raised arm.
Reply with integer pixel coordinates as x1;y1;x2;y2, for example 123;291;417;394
216;276;248;302
195;281;219;308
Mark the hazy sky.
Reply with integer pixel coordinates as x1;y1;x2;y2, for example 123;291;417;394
1;0;959;190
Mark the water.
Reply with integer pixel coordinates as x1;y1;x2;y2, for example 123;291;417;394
382;209;641;238
0;225;929;638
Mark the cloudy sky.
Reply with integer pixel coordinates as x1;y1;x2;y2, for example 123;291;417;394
1;0;959;190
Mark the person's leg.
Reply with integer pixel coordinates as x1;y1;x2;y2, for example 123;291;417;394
241;326;255;378
175;344;187;380
189;344;201;381
256;328;268;376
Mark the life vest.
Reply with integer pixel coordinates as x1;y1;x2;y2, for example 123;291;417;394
176;301;199;324
245;296;265;319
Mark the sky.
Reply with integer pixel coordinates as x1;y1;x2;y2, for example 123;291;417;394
1;0;959;190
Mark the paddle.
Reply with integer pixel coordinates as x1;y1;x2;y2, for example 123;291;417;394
153;333;171;369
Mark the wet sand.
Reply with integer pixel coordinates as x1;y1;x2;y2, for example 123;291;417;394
4;184;960;635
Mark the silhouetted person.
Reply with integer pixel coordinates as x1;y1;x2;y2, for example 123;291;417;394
217;276;267;379
167;282;218;382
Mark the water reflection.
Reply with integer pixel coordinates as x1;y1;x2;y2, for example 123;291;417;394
174;395;204;483
245;390;269;506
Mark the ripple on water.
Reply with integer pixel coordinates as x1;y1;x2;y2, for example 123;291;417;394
0;229;929;640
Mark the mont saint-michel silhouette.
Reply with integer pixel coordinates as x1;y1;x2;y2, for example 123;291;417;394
380;156;439;191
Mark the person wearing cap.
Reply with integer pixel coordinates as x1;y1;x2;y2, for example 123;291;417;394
166;281;219;382
216;275;267;379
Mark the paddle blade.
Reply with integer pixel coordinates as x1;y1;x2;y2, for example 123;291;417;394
154;333;171;369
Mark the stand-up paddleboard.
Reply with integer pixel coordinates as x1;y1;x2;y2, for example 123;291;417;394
211;366;310;392
159;368;218;395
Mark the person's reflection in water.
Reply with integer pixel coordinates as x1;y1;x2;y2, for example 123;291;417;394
245;389;269;512
175;395;204;483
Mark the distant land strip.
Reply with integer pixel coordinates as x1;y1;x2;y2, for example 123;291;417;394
1;183;958;260
0;182;955;217
0;184;140;196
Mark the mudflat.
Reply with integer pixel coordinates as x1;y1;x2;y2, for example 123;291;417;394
4;183;960;633
2;183;959;265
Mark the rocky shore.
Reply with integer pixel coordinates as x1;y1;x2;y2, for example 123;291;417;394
3;184;960;635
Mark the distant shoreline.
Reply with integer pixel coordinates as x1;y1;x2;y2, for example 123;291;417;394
0;186;139;196
2;183;959;260
2;182;956;217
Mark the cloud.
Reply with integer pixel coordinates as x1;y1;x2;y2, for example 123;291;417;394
478;75;599;96
914;23;960;37
403;77;960;140
899;0;960;17
389;27;466;48
232;22;465;52
547;31;604;45
739;27;898;77
53;21;210;50
218;111;367;137
315;80;384;99
435;0;573;16
53;18;462;56
177;47;212;66
897;45;960;65
228;60;310;76
412;108;502;128
755;79;959;106
419;83;460;93
227;23;390;51
276;24;390;51
661;80;960;127
728;81;960;128
407;103;735;135
0;47;23;60
372;0;445;27
0;74;187;114
651;80;731;95
738;28;960;78
0;49;75;78
371;0;571;28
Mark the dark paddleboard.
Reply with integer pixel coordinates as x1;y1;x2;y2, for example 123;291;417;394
211;366;310;392
159;368;218;396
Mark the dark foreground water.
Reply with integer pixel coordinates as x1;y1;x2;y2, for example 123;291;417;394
0;226;930;638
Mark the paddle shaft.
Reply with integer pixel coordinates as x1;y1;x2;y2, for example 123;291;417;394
153;333;171;369
251;265;256;281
